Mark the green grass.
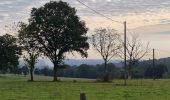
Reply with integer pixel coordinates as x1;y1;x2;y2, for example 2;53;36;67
0;75;170;100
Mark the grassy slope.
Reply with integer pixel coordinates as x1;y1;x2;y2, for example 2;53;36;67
0;75;170;100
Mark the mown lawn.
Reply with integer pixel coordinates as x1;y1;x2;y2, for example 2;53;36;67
0;75;170;100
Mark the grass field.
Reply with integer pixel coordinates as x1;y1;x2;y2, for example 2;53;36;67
0;75;170;100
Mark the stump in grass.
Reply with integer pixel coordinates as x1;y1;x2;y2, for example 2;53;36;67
80;92;86;100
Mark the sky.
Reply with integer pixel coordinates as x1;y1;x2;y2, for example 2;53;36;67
0;0;170;60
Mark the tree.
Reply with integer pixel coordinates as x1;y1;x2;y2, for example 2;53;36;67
76;64;97;78
23;1;89;81
0;34;21;74
119;35;149;79
145;63;168;79
21;66;29;76
34;68;41;75
18;23;39;81
25;53;38;81
41;66;53;76
91;28;121;82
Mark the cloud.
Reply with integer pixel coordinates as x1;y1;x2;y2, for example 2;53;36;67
0;0;169;59
131;23;170;59
155;31;170;35
133;24;170;34
0;0;169;34
0;0;170;27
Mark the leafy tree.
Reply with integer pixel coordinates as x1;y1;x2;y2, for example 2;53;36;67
62;66;75;77
22;1;89;81
18;23;39;81
34;68;41;75
12;66;22;75
25;53;38;81
91;28;121;82
76;64;97;78
145;64;168;79
21;66;29;76
0;34;21;73
41;66;52;76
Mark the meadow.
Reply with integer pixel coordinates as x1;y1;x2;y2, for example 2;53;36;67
0;75;170;100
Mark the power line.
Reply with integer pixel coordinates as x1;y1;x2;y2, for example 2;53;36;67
76;0;135;34
76;0;123;24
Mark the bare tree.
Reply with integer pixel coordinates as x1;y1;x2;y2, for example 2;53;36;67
91;27;121;82
119;35;149;79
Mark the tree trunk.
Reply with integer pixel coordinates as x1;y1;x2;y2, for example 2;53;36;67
103;60;109;82
53;63;58;81
104;60;107;73
30;68;34;81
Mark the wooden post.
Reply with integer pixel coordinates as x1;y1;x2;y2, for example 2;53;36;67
124;21;127;86
153;49;155;80
80;92;86;100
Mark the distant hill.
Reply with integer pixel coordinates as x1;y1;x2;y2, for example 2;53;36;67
18;57;170;69
64;59;121;66
136;57;170;70
155;57;170;70
18;58;122;68
18;58;53;69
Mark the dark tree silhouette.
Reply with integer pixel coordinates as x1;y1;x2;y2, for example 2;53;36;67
18;23;39;81
25;53;38;81
21;66;29;76
0;34;21;73
91;28;121;82
23;1;89;81
145;63;168;79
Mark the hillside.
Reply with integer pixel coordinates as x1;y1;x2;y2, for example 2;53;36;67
18;58;122;68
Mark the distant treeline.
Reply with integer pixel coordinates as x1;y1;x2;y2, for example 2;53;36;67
2;61;169;79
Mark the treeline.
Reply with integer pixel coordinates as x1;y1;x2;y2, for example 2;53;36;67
37;62;169;79
38;63;168;79
8;62;168;79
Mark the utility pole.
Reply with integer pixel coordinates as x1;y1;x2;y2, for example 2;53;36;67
153;49;155;80
124;21;127;86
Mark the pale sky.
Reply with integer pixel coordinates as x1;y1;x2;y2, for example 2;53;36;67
0;0;170;60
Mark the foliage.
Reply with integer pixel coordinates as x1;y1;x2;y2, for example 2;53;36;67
18;22;39;81
24;1;89;81
75;64;97;78
25;53;38;81
41;66;53;76
144;63;168;78
0;34;21;73
34;68;41;75
21;66;29;76
33;63;117;79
